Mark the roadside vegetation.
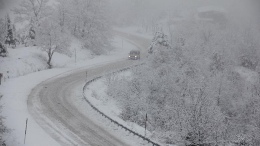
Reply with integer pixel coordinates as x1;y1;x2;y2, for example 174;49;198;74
0;94;8;146
107;21;260;145
0;13;9;146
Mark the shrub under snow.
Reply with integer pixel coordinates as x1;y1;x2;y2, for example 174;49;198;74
107;22;260;145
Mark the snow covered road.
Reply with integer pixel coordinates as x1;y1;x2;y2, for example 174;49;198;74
27;33;151;146
28;60;134;146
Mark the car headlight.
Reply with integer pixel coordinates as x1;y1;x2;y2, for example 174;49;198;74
135;56;137;57
129;56;130;57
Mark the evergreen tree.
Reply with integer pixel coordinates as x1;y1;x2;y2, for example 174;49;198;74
4;14;15;46
0;19;7;57
27;25;36;46
0;42;7;57
12;24;16;40
0;19;5;42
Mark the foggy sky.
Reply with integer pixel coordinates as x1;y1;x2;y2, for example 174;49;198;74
109;0;260;27
0;0;259;27
0;0;19;17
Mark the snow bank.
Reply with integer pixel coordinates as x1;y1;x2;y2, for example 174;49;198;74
0;47;48;79
0;38;89;79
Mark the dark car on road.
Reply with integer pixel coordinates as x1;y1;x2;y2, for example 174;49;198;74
128;50;140;60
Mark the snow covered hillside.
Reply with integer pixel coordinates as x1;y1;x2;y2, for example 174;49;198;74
0;36;128;79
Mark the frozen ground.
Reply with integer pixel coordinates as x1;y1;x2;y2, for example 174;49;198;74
0;35;145;146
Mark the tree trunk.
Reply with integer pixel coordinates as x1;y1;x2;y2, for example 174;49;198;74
217;76;223;106
47;57;52;69
47;49;53;69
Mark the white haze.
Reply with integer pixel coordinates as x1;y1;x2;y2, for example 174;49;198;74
1;0;259;27
109;0;260;28
0;0;19;17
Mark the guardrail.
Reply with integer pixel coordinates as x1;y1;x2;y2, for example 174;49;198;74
82;66;160;146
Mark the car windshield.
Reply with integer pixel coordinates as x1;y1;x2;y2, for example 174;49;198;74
130;51;139;54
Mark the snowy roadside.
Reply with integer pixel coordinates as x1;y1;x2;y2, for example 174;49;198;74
84;71;152;136
0;35;138;146
82;54;190;146
70;76;155;146
83;71;166;145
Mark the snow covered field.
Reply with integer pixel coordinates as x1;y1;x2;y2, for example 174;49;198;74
0;35;143;146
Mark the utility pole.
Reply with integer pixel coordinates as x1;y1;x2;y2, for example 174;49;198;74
74;48;77;65
145;113;147;137
24;118;28;144
0;73;2;85
85;71;88;82
122;39;124;49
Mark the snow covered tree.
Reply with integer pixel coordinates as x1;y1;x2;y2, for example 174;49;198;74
56;0;112;55
36;19;71;68
28;25;35;40
27;23;36;46
13;0;53;45
0;94;8;146
13;0;52;26
0;17;8;146
0;42;7;57
106;29;228;144
0;18;6;42
149;31;170;54
0;15;8;146
107;21;260;145
55;0;69;32
0;18;7;57
4;14;15;47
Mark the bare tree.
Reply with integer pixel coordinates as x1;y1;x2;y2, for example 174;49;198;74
36;19;71;68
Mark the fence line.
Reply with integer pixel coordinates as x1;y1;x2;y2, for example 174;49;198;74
82;65;160;146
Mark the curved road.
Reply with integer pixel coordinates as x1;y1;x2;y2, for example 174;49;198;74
28;32;150;146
